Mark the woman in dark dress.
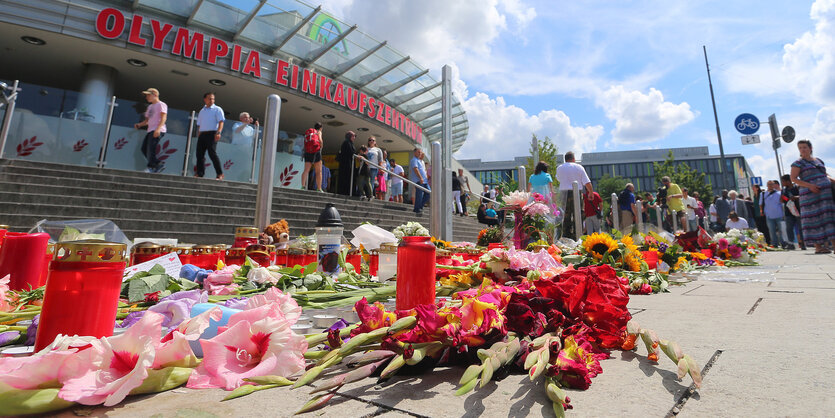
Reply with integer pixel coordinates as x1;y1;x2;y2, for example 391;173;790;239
790;140;835;254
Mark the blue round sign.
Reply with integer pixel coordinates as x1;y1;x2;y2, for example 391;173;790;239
734;113;760;135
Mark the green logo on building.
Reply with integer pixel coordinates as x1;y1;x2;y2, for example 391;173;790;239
308;13;349;56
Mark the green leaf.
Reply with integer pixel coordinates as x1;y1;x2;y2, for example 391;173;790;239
129;366;193;395
244;375;293;386
148;264;166;275
127;277;152;302
222;383;281;401
0;387;76;416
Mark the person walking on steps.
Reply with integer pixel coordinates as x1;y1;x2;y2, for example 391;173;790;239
134;88;167;173
302;122;324;192
195;92;225;180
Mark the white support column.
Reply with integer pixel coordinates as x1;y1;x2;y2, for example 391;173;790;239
573;181;582;237
611;193;619;232
517;166;526;191
255;95;281;230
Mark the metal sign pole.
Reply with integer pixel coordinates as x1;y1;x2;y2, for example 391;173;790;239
440;65;453;241
635;199;643;233
671;210;678;232
517;166;526;191
0;80;20;158
250;126;260;183
573;181;582;236
182;111;196;176
656;206;663;230
255;94;281;230
611;193;619;232
97;95;117;168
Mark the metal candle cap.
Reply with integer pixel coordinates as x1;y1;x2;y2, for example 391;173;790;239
235;227;259;238
316;203;343;228
54;239;127;263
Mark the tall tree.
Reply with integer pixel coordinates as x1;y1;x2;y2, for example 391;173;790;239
596;173;629;215
525;134;561;188
653;151;712;205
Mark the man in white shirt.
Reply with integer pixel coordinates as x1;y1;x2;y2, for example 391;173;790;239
410;148;429;214
195;92;225;180
725;211;750;230
682;187;698;232
232;112;258;146
390;158;404;203
555;151;593;240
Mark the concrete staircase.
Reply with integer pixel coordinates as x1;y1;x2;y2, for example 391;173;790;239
0;159;485;244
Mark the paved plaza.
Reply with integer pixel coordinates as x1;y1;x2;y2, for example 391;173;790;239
58;250;835;418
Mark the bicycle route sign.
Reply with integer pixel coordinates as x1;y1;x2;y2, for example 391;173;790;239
734;113;760;135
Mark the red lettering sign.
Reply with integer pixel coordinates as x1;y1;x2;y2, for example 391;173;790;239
385;104;392;126
367;97;377;118
127;15;147;46
318;75;333;101
358;92;367;114
302;69;317;95
231;45;242;71
150;19;173;50
392;109;400;130
207;37;229;65
346;87;358;110
290;64;299;89
242;50;261;77
376;102;386;123
96;8;124;39
274;59;290;86
333;82;346;106
172;28;204;61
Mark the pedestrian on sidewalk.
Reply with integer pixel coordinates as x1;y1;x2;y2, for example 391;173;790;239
683;188;698;232
584;189;602;235
231;112;258;146
336;131;356;195
781;174;806;250
693;191;706;230
195;92;225;180
452;171;463;215
458;168;472;216
376;148;388;200
411;148;430;215
715;190;731;227
728;190;750;228
752;184;771;244
663;176;685;231
390;158;404;203
762;180;787;248
355;145;372;200
790;139;835;254
617;183;638;232
134;88;167;173
725;211;750;230
301;122;324;192
366;137;382;196
555;151;593;240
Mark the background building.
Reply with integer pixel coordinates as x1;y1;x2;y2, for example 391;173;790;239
460;146;756;198
581;146;755;197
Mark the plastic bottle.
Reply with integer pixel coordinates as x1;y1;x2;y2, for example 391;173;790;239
316;203;344;275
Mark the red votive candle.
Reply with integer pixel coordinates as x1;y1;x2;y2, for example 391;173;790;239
369;251;379;277
275;249;288;267
641;251;658;270
190;245;217;269
396;236;436;310
245;244;271;267
225;247;246;266
0;232;50;291
346;250;362;273
35;240;127;351
130;242;165;266
233;226;259;249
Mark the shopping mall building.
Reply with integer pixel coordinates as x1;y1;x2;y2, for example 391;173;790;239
0;0;469;187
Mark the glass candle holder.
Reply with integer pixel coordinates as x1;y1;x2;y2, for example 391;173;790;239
346;249;362;273
0;232;51;291
275;248;288;267
245;244;271;266
191;245;217;269
287;248;305;269
174;245;194;266
233;226;259;249
266;244;276;266
377;243;398;281
214;244;227;266
35;240;127;351
130;242;164;266
225;247;246;266
395;236;436;310
0;224;9;248
303;250;317;273
436;249;452;264
369;250;379;277
37;243;56;289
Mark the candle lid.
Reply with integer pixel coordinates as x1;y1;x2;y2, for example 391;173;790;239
55;240;127;263
132;241;163;254
226;247;245;255
265;244;276;252
316;203;343;228
214;244;227;251
191;244;215;254
245;243;267;253
235;227;259;238
0;224;9;230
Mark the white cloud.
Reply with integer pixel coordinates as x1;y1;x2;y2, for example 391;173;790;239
782;0;835;105
454;92;603;161
597;86;697;144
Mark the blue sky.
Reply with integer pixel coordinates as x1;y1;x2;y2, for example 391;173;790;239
319;0;835;182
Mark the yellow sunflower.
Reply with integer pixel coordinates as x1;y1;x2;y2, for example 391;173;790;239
624;252;643;272
583;233;619;260
620;235;639;253
673;256;688;271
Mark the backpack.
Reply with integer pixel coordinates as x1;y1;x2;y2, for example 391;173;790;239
304;128;321;153
617;189;631;208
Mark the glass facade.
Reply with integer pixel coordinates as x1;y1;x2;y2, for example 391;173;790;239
473;169;517;187
584;156;752;196
1;80;306;188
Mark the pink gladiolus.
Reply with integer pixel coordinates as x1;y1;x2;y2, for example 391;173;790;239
155;307;222;369
59;313;164;406
186;310;307;390
0;350;87;390
0;274;11;312
523;202;551;216
245;287;302;325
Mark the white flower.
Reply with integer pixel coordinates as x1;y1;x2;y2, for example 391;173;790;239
247;267;280;285
502;191;529;208
392;222;429;240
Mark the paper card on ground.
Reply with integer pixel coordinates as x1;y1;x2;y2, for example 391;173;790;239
124;252;182;281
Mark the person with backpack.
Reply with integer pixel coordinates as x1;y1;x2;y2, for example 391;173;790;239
618;183;638;232
302;122;324;192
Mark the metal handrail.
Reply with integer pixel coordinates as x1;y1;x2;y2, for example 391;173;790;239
354;154;430;193
461;190;502;206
